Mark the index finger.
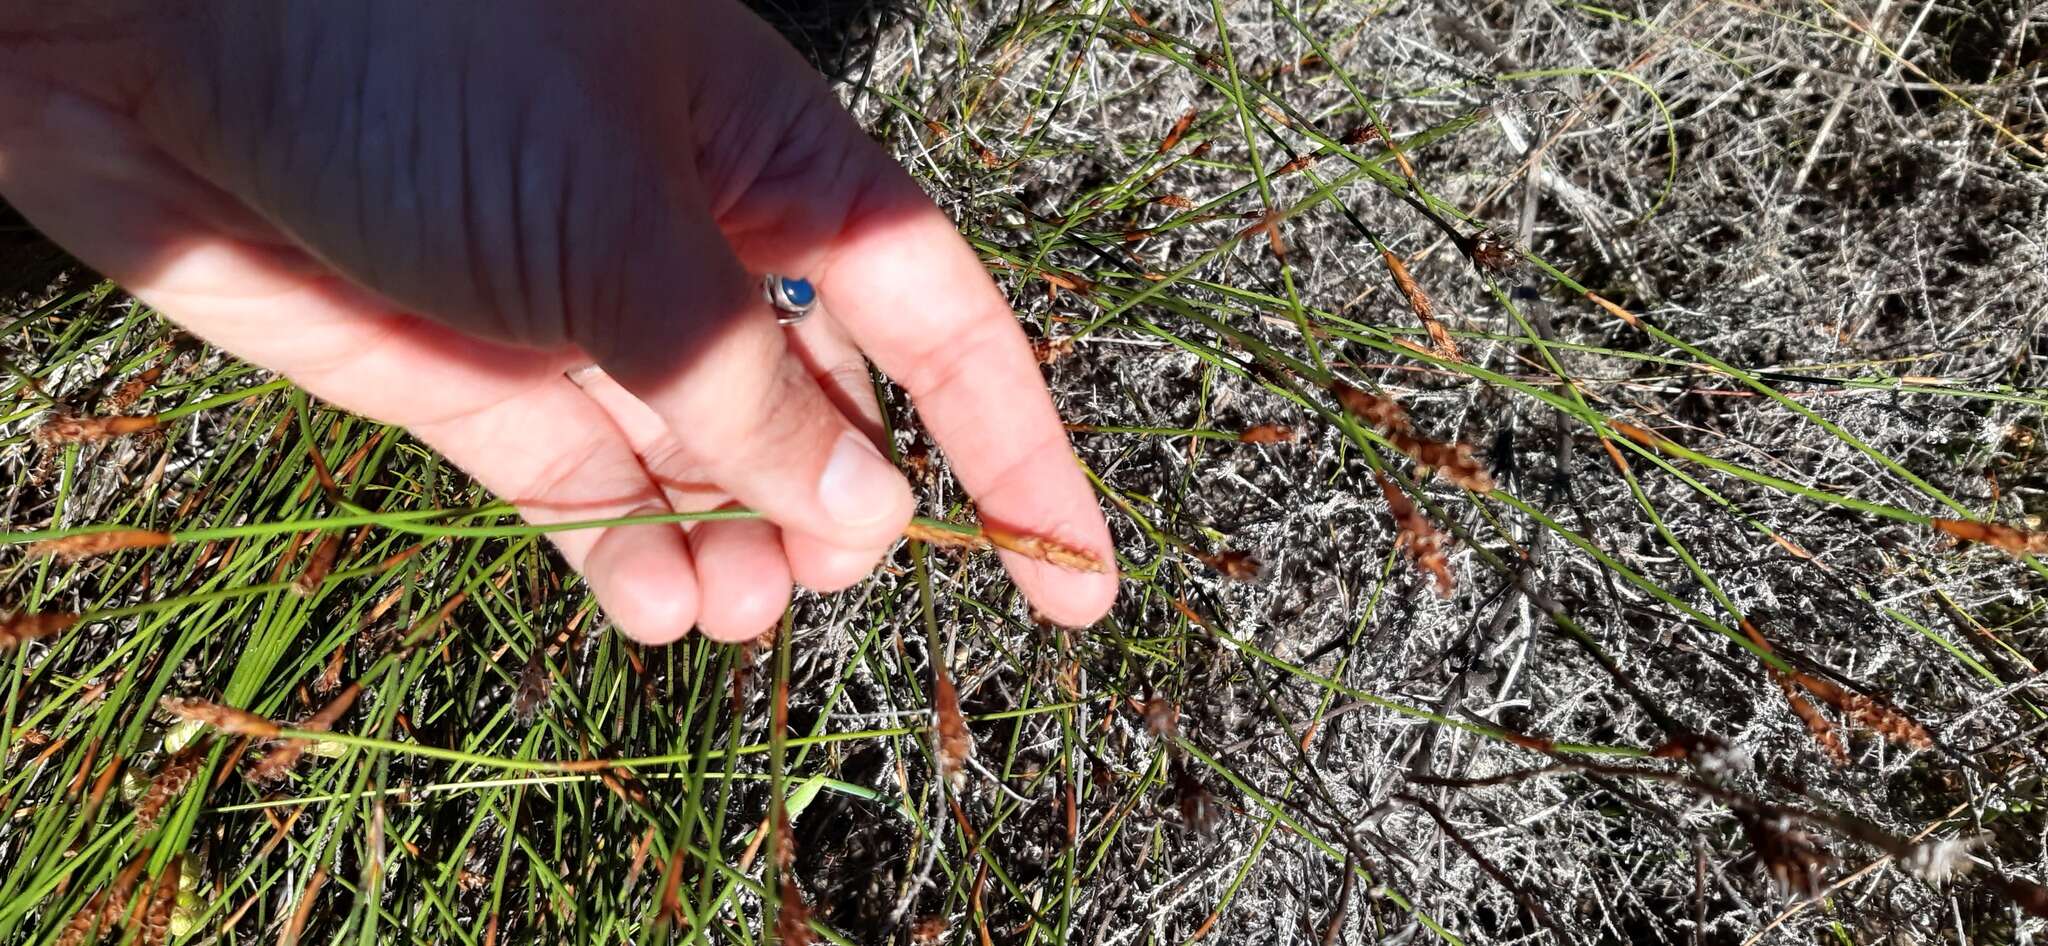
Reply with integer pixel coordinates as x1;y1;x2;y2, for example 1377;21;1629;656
816;170;1118;627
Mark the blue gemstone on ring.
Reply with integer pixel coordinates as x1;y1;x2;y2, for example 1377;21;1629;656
777;276;815;308
763;274;816;326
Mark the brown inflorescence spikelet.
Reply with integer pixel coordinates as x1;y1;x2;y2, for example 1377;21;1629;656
910;916;949;945
1463;231;1520;275
1171;756;1220;835
1379;249;1460;362
1333;383;1495;493
1158;108;1197;154
1;611;79;648
985;527;1109;573
1610;421;1677;453
291;533;342;596
1141;697;1179;740
932;666;972;794
1739;809;1835;900
1195;550;1263;581
249;682;361;783
1931;517;2048;556
1274;153;1318;176
1154;194;1194;210
33;413;160;448
159;698;281;739
1775;675;1849;765
137;857;180;946
1376;471;1454;597
134;747;204;836
1331;383;1412;433
903;521;993;552
56;852;150;946
1342;123;1381;147
1032;335;1077;364
1399;437;1496;493
1840;693;1934;750
775;875;813;946
102;366;165;414
30;530;173;563
1237;424;1295;444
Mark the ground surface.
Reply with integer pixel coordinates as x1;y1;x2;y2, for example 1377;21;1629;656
4;2;2048;944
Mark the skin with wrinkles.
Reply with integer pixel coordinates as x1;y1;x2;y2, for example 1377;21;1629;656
0;0;1119;643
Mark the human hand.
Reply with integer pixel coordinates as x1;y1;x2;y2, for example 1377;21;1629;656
0;1;1117;642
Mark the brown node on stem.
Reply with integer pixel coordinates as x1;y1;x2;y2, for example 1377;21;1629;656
1;611;79;648
1342;123;1381;147
1931;517;2048;557
1153;193;1194;210
1376;471;1454;598
1195;549;1263;581
33;413;159;448
30;530;172;563
1159;108;1197;153
932;665;972;794
1379;249;1460;362
159;698;281;740
1237;424;1295;444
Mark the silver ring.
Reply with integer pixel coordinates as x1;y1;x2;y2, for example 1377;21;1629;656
763;274;816;327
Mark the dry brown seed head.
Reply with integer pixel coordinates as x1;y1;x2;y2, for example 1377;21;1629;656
984;527;1109;573
1331;382;1412;433
1466;232;1520;274
292;533;342;596
932;667;972;794
30;530;173;563
1342;124;1381;147
34;413;160;447
1172;756;1220;835
1196;550;1263;581
1;611;80;648
1740;810;1834;899
1159;108;1198;154
910;916;949;945
1237;424;1295;444
903;521;992;551
775;876;813;946
1141;697;1179;739
159;698;281;740
1931;517;2048;556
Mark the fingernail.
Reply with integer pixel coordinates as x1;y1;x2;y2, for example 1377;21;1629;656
818;431;902;529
